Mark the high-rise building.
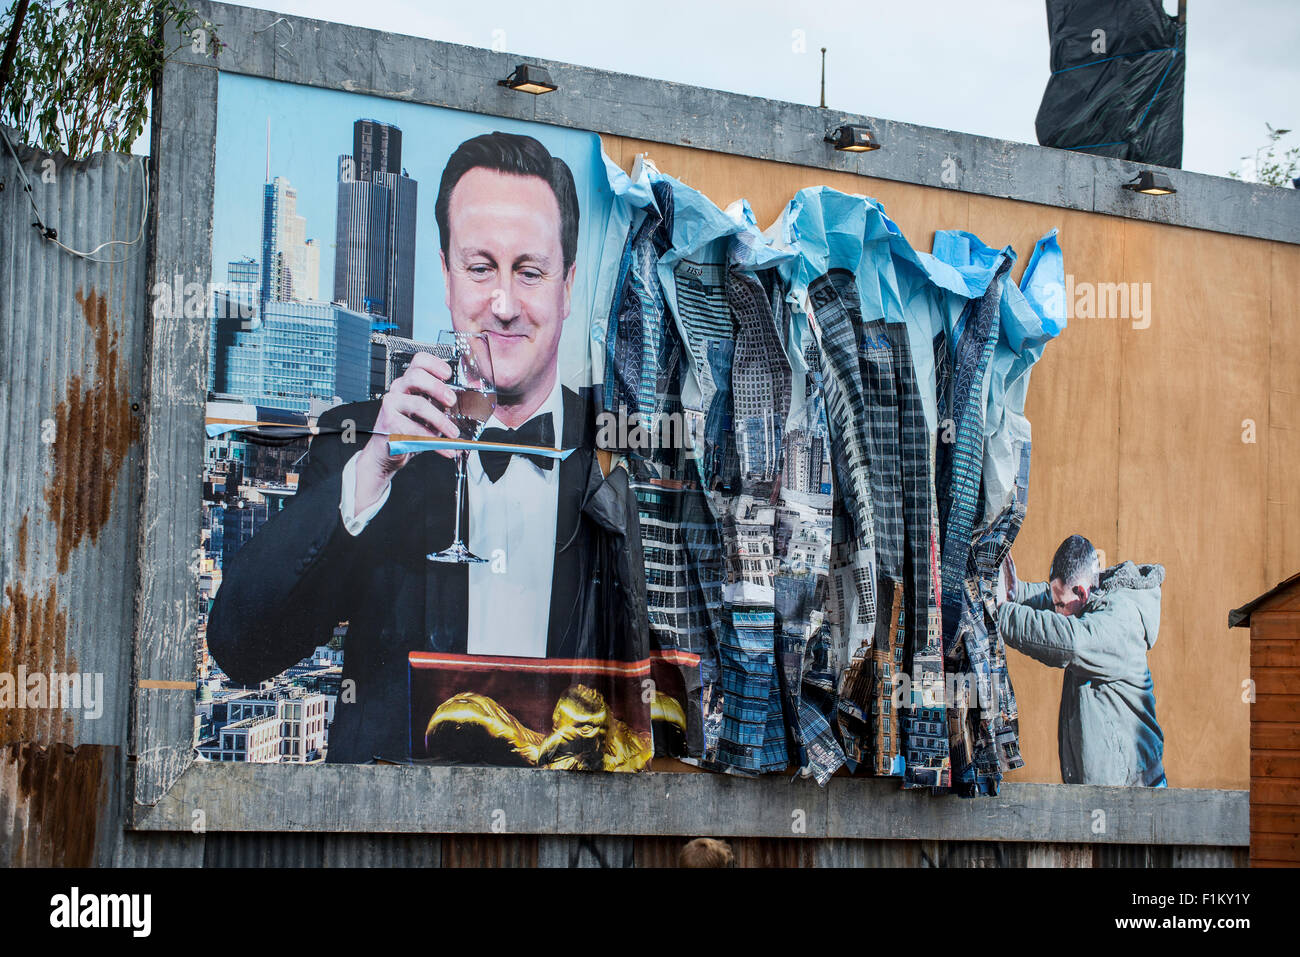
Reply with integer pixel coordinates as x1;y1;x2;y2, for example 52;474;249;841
208;300;372;414
332;119;418;396
260;176;321;305
228;256;259;287
353;118;402;181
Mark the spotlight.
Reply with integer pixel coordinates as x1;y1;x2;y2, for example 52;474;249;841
825;124;881;152
498;64;557;95
1122;170;1176;195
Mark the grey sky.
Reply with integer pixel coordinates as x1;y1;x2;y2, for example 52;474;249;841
218;0;1298;180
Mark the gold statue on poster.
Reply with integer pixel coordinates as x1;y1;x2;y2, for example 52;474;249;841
424;683;685;771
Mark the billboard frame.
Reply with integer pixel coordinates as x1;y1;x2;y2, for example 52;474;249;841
130;1;1261;842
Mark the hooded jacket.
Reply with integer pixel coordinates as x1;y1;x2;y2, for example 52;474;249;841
997;561;1166;786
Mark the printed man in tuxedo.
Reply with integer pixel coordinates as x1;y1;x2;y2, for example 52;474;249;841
208;132;646;763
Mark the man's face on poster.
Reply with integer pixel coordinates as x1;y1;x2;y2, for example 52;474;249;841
1050;578;1090;617
440;167;576;405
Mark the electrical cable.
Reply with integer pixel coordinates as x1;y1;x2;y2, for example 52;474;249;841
0;122;149;264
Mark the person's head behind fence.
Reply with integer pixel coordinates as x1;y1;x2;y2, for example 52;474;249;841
679;837;734;868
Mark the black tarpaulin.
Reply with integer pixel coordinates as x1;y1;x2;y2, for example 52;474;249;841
1035;0;1185;169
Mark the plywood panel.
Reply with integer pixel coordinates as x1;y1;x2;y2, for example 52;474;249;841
595;136;1290;790
1119;221;1268;790
1268;243;1300;584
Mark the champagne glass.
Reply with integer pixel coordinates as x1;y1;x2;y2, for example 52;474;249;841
427;330;496;563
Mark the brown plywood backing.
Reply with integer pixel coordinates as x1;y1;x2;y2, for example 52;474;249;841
1268;244;1300;586
1119;222;1267;790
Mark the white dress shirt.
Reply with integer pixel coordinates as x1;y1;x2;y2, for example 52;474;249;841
339;381;563;658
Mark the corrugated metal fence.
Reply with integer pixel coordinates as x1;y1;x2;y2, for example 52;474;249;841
0;131;146;866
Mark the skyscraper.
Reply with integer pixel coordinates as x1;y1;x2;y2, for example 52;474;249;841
260;176;321;305
332;119;418;397
208;300;372;414
209;258;262;396
353;119;401;181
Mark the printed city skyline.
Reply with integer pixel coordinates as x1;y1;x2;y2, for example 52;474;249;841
211;72;613;365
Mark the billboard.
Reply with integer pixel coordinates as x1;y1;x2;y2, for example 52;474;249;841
196;72;1166;794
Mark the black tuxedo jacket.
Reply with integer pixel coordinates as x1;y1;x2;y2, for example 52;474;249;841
207;386;649;763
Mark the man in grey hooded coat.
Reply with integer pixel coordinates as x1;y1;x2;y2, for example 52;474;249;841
998;535;1167;787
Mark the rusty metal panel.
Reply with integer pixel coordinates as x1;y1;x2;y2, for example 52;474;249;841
1025;843;1095;867
111;828;206;867
441;835;539;868
318;833;443;868
0;132;149;866
813;838;925;867
920;840;1030;868
1171;845;1248;868
537;836;635;868
0;743;116;866
631;837;686;867
199;832;442;867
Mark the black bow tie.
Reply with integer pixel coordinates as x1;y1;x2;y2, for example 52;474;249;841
477;413;556;483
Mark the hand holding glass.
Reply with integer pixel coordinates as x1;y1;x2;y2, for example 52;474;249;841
427;330;496;563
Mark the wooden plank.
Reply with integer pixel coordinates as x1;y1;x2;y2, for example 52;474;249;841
1250;751;1300;778
1250;613;1300;639
1251;640;1300;668
1250;778;1300;806
1249;722;1300;750
1253;695;1300;723
1254;669;1300;695
1251;804;1300;835
1250;833;1300;861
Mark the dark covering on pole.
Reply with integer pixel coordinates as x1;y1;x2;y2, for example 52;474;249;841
1035;0;1186;169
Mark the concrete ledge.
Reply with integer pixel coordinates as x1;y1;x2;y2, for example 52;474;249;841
132;763;1248;846
189;0;1300;245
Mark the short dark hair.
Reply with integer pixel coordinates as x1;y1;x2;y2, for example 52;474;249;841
434;131;579;274
679;838;735;868
1051;534;1098;586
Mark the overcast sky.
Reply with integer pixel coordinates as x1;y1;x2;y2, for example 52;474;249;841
217;0;1299;180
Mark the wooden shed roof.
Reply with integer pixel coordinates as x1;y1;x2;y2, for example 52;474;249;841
1229;572;1300;628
